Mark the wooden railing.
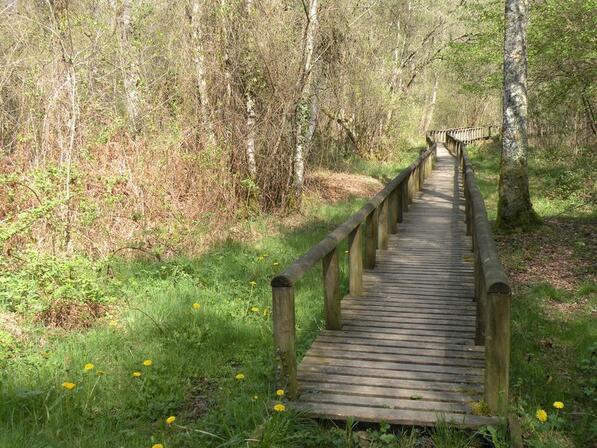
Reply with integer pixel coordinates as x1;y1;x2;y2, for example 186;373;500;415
271;144;437;399
442;127;512;414
271;125;511;415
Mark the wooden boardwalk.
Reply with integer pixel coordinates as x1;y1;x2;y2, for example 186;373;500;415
293;143;498;426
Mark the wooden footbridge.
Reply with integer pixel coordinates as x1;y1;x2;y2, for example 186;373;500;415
271;126;511;427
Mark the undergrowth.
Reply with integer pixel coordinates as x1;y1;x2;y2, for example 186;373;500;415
468;139;596;447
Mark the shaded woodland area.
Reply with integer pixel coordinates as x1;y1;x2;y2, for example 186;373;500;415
0;0;595;447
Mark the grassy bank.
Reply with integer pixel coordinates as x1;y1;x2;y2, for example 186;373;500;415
467;140;596;448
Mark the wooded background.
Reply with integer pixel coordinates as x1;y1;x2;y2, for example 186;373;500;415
1;0;594;259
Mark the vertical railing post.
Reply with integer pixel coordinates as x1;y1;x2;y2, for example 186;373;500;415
272;286;298;399
322;247;341;330
397;182;404;223
402;176;410;212
388;188;399;234
378;198;389;250
485;290;512;415
475;260;486;345
348;225;363;296
364;209;378;269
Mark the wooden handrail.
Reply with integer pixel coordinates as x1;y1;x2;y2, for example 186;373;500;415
271;144;437;398
442;127;512;415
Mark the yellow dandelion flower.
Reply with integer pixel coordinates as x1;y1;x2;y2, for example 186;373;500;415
276;389;285;397
62;382;76;390
192;303;201;310
166;415;176;425
553;401;564;409
143;359;153;367
83;363;94;372
273;403;286;412
132;371;142;378
536;409;548;422
152;444;164;448
235;373;245;381
108;319;118;327
250;306;260;313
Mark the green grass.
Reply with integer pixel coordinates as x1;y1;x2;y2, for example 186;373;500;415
467;139;596;447
3;140;593;447
2;154;445;448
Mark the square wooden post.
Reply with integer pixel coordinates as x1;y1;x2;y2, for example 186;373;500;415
272;286;298;398
348;225;363;296
323;247;341;330
397;182;404;223
485;292;511;415
378;199;389;250
389;189;399;234
364;209;378;269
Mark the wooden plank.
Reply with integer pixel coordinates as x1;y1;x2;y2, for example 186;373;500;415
297;363;483;384
297;372;484;393
340;310;476;326
340;325;475;340
319;329;476;345
299;380;482;402
342;311;476;322
317;331;483;350
306;347;484;368
299;392;473;414
341;318;475;333
301;355;483;376
311;340;483;362
292;402;500;428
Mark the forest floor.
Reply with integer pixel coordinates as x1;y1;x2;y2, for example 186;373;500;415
1;140;595;448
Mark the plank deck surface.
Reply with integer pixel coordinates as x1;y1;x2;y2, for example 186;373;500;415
294;144;497;427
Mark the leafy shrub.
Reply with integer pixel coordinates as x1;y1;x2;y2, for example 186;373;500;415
0;252;117;315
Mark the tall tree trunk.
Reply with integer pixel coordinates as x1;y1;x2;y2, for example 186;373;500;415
188;0;215;146
245;87;257;178
497;0;537;229
292;0;319;202
420;74;438;133
45;0;78;252
245;0;257;179
118;0;141;134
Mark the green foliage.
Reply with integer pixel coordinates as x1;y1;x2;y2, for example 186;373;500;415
469;142;597;447
0;252;117;315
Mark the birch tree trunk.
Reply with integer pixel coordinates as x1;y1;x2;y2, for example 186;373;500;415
420;74;438;133
497;0;537;228
118;0;141;134
188;0;215;146
45;0;78;252
245;0;257;178
292;0;319;202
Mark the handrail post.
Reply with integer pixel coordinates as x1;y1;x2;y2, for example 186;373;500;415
364;209;378;268
397;182;404;223
272;286;298;399
378;198;389;250
348;225;363;296
388;188;399;234
402;177;409;212
485;290;512;415
322;247;341;330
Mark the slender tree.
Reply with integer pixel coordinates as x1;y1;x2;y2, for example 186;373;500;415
496;0;538;228
292;0;319;202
